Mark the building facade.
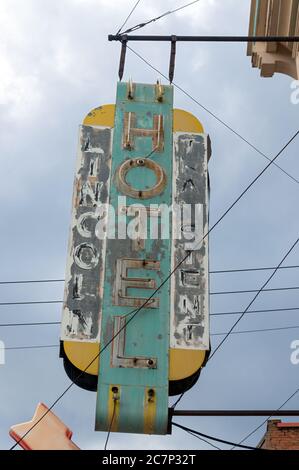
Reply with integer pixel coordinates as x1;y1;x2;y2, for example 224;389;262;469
247;0;299;78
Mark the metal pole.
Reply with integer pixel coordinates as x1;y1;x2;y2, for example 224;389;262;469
170;410;299;417
108;35;299;43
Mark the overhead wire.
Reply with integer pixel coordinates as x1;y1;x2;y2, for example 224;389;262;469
182;428;222;450
1;264;298;285
211;325;299;337
172;237;299;409
208;237;299;361
119;0;201;35
233;386;299;449
1;285;298;307
4;323;299;349
104;399;117;450
1;306;299;327
210;265;299;274
172;422;261;450
116;0;142;35
211;306;299;317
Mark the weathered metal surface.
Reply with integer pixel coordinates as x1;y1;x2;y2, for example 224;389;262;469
61;125;112;342
123;112;164;151
95;82;173;435
111;316;157;369
170;132;210;350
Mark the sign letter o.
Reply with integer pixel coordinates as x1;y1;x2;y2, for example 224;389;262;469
115;158;167;199
74;243;99;269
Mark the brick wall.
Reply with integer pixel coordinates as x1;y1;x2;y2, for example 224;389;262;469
259;420;299;450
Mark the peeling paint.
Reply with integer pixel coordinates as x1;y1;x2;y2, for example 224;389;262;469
170;133;210;350
61;125;112;342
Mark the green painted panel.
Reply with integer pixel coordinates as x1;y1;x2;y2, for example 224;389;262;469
95;82;173;435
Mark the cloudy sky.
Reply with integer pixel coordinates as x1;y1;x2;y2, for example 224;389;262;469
1;0;299;450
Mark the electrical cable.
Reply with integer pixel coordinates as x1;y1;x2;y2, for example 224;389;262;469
2;307;299;326
0;321;59;327
116;0;142;35
4;322;299;337
211;286;299;295
104;399;117;450
0;300;62;306
208;237;299;361
172;237;299;409
183;428;222;450
211;325;299;336
211;307;299;317
1;265;298;285
2;285;299;307
0;279;64;285
127;45;299;187
4;345;59;351
172;422;261;450
210;265;299;274
232;387;299;449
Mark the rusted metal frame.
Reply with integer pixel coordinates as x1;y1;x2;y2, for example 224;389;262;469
170;410;299;416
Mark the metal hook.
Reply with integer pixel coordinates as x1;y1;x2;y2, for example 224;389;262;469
169;35;177;83
118;36;128;81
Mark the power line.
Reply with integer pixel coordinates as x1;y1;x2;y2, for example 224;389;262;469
0;300;62;306
212;325;299;337
172;237;299;410
5;323;299;348
1;264;299;285
0;321;59;327
171;410;299;417
104;399;117;450
127;45;299;187
116;0;142;35
9;298;165;449
0;279;64;285
211;306;299;317
120;0;201;35
211;286;299;295
183;428;222;450
208;237;299;361
4;345;58;351
210;265;299;274
2;306;299;326
1;285;298;307
172;422;260;450
233;386;299;449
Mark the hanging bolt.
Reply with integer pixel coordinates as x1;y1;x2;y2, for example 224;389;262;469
111;386;120;401
148;389;155;402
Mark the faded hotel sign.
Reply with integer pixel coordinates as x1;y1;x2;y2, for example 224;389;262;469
60;81;211;435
